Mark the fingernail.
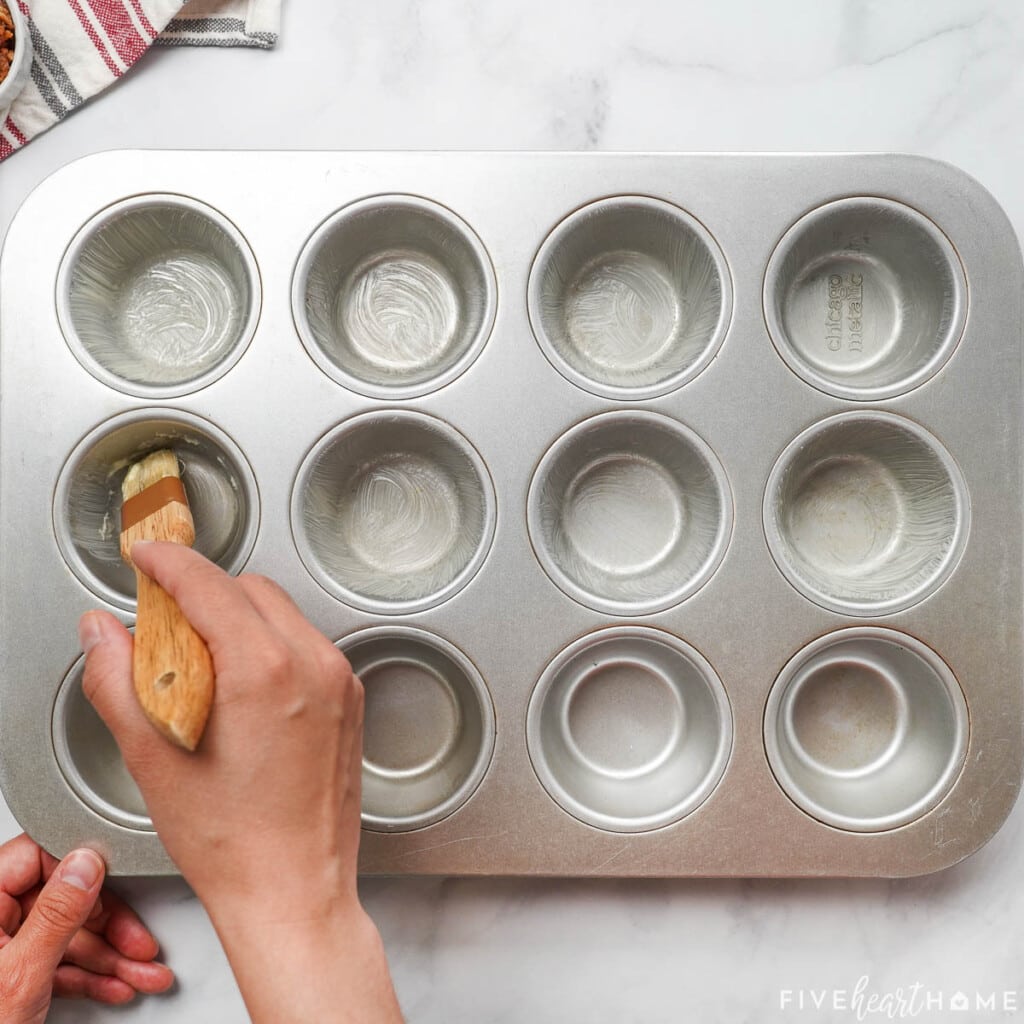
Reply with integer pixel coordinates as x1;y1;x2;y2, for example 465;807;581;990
87;895;104;920
131;540;154;553
78;612;105;653
59;849;104;891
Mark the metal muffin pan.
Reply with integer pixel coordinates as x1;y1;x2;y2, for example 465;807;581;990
0;152;1020;877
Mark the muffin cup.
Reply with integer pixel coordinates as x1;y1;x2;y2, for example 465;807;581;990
341;627;496;832
293;195;497;399
53;410;259;611
764;628;969;832
528;411;732;615
763;411;969;616
528;196;731;399
764;197;967;401
57;195;260;398
52;653;153;832
292;411;495;614
527;627;732;833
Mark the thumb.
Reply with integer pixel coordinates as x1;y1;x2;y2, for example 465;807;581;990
7;850;104;983
78;610;153;768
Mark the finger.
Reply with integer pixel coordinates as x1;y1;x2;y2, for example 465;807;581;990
61;927;174;993
236;574;339;660
15;886;40;920
28;895;103;928
129;542;265;652
38;849;59;878
86;887;160;962
0;833;45;896
79;611;164;774
237;574;308;631
86;896;105;924
7;849;105;985
0;891;22;934
60;923;121;973
38;854;103;922
117;957;174;994
53;964;136;1005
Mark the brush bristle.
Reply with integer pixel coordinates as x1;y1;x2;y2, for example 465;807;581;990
122;449;182;502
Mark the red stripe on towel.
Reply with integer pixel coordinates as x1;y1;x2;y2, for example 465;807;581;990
84;0;149;64
126;0;158;39
67;0;123;76
5;117;27;145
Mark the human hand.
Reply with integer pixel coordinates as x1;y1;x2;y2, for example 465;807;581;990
80;542;402;1023
0;833;173;1023
79;541;363;919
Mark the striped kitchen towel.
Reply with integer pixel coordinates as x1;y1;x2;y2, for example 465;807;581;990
1;0;279;161
157;0;278;48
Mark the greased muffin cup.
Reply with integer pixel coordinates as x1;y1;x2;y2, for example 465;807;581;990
53;409;259;612
292;410;495;615
293;195;496;399
528;196;731;400
58;195;261;398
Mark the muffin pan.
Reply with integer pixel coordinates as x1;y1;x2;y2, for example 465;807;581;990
0;152;1020;877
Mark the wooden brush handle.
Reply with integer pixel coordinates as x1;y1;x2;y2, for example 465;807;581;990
133;568;214;752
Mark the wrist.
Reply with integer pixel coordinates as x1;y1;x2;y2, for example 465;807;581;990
206;880;367;938
183;837;361;923
207;894;400;1024
198;861;363;938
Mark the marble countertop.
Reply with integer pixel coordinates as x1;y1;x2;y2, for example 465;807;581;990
3;1;1024;1020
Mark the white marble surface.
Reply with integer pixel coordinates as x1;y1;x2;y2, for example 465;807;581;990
3;1;1024;1020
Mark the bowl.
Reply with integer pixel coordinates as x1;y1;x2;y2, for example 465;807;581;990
0;0;33;123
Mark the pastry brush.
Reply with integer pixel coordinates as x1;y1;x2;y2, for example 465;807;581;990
120;449;214;751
